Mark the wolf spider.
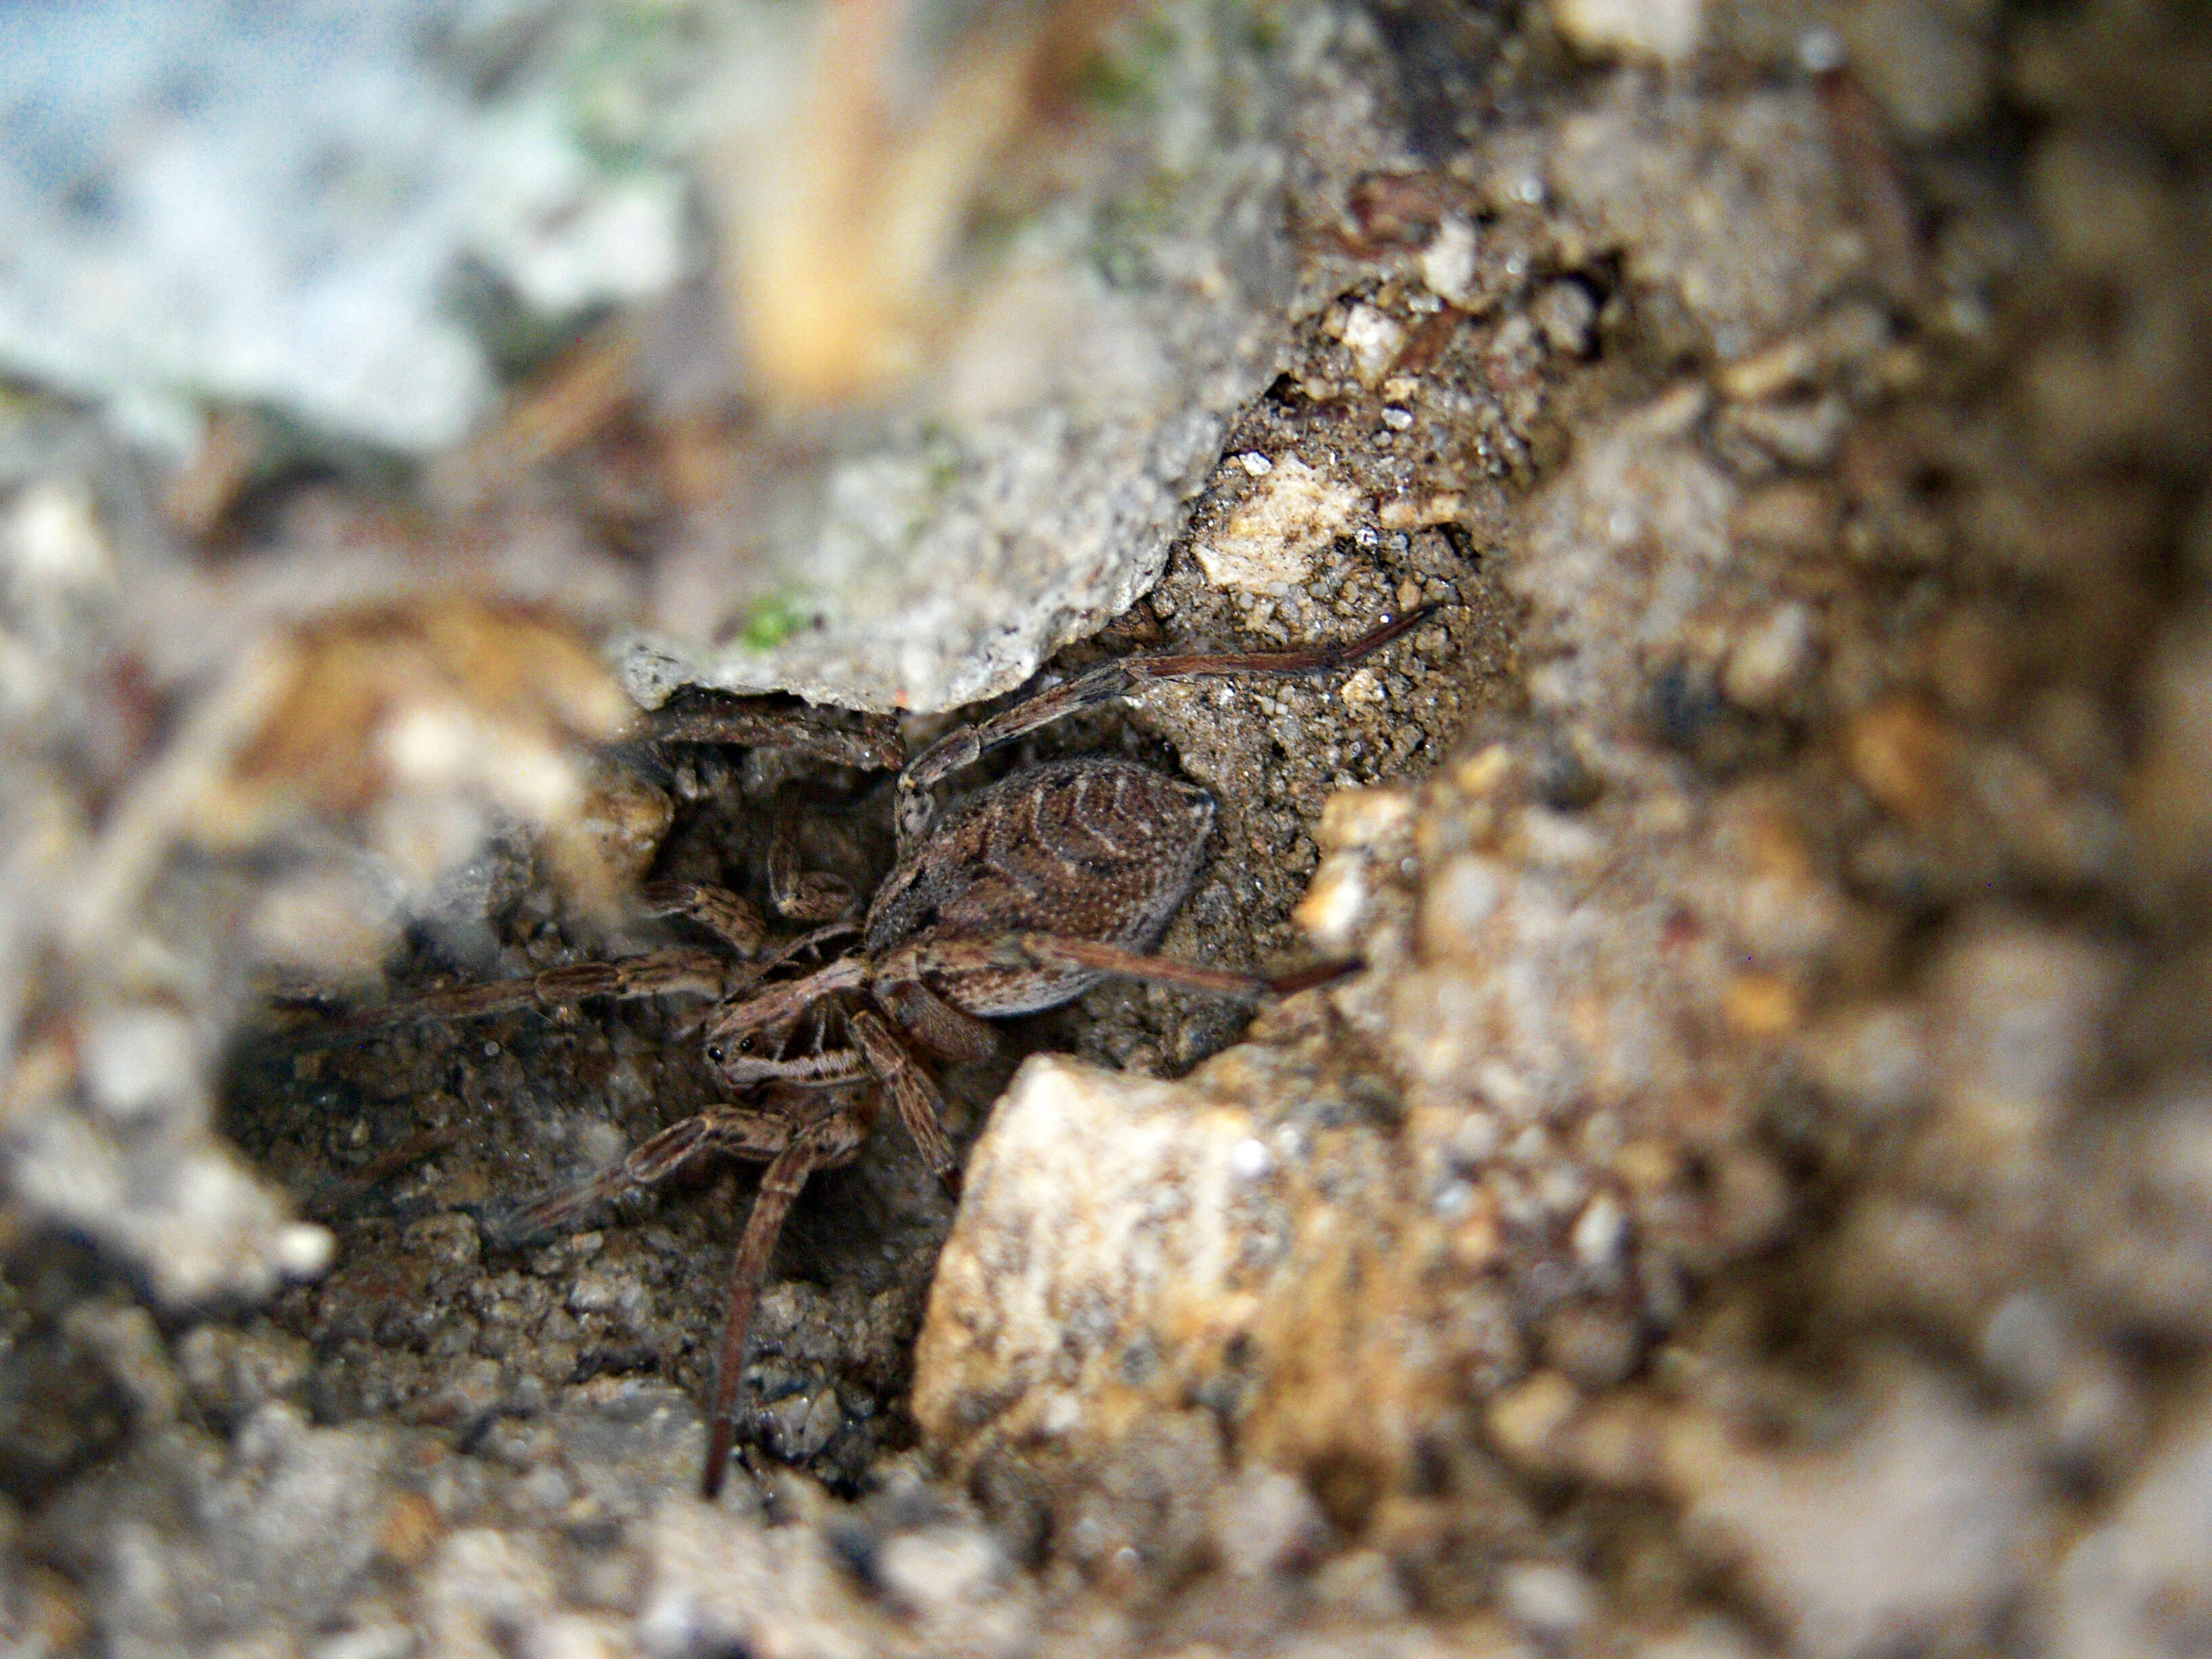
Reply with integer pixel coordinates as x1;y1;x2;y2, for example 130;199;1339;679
332;602;1435;1496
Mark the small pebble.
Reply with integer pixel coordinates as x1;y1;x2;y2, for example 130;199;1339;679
1418;214;1479;306
1313;1549;1412;1620
1339;305;1406;388
1723;602;1814;710
1502;1559;1596;1637
1552;0;1702;63
1228;1139;1273;1180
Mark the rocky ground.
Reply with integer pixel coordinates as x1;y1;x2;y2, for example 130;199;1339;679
3;1;2211;1656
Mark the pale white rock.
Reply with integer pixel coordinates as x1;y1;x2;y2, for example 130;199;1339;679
1317;785;1418;851
1195;455;1361;592
2042;1391;2212;1659
567;1271;648;1322
1420;214;1481;306
1294;854;1370;951
1039;1392;1083;1437
1549;88;1857;365
913;1058;1263;1454
874;1525;1008;1618
7;1105;306;1307
1502;1560;1596;1637
1674;1370;2049;1659
4;480;112;594
466;101;685;315
1338;303;1408;388
1515;392;1737;733
1229;1137;1275;1180
520;1616;629;1659
428;1530;562;1659
639;1507;871;1659
1571;1191;1627;1268
54;1404;395;1652
1420;853;1507;954
81;1006;202;1124
1534;279;1599;355
609;3;1334;717
914;1046;1457;1517
1723;601;1815;710
798;1388;842;1460
1514;806;1607;873
1210;1467;1327;1578
276;1223;337;1281
1553;0;1704;64
640;1501;1034;1659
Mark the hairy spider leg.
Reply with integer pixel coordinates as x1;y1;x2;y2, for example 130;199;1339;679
317;880;775;1035
514;1103;799;1234
872;931;1332;1002
764;811;859;922
325;947;753;1033
700;1107;872;1499
895;603;1441;844
640;880;773;955
504;1092;875;1502
697;907;1343;1052
848;1004;962;1193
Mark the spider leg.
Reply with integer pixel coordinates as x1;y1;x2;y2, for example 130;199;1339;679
877;932;1351;1002
299;1125;463;1220
897;605;1439;844
701;1110;869;1500
762;920;863;970
879;980;998;1064
642;693;903;771
1013;933;1359;998
850;1003;962;1197
701;953;870;1044
765;814;857;923
323;947;748;1034
640;880;772;957
514;1105;794;1235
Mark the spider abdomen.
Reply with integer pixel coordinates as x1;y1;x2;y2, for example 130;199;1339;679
865;756;1215;1016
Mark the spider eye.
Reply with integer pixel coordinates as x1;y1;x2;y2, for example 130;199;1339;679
736;1034;757;1053
706;1044;725;1064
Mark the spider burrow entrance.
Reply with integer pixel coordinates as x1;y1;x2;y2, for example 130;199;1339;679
225;592;1486;1500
